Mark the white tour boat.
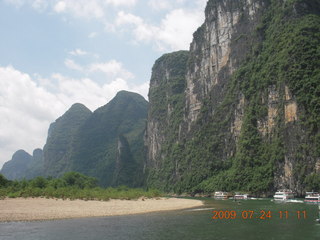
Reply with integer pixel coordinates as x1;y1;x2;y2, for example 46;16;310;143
273;189;294;201
234;193;249;200
305;192;320;203
214;191;230;200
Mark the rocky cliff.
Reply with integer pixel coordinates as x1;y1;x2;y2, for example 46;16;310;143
185;0;265;127
146;51;188;167
146;0;320;195
1;0;319;194
112;135;138;187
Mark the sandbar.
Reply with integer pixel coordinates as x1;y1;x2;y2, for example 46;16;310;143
0;197;203;222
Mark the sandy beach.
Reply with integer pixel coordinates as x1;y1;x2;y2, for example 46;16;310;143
0;197;203;222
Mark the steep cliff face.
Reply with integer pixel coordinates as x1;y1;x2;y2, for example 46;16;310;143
112;135;138;187
185;0;266;127
146;51;189;168
145;51;189;189
146;0;320;195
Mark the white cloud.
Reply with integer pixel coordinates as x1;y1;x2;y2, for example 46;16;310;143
5;0;102;17
64;57;134;80
51;0;135;19
115;7;205;51
115;11;156;42
0;66;65;166
0;65;147;168
64;59;83;71
89;60;134;80
4;0;207;52
156;8;204;50
53;0;105;19
115;11;142;26
53;1;66;13
69;48;88;56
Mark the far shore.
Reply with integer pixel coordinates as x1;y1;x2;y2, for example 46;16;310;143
0;197;203;222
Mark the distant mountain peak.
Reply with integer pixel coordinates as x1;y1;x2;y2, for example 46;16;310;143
68;103;92;113
12;149;31;159
114;90;147;101
0;150;32;180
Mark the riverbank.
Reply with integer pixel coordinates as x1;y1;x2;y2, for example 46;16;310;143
0;197;203;222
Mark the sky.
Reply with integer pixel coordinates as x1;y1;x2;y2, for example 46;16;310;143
0;0;207;168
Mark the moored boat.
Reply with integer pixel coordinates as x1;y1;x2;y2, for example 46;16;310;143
234;193;249;200
305;192;320;203
214;191;230;200
273;189;294;201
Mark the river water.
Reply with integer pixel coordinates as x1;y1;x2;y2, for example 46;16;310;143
1;198;320;240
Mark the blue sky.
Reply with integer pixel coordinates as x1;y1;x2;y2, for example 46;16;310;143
0;0;207;167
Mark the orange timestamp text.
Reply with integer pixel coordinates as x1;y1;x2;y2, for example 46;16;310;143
212;210;307;220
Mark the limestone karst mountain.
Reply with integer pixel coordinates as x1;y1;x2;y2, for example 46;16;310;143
2;0;319;195
145;0;320;195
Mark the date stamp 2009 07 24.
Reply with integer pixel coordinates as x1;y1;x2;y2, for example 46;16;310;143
212;210;307;220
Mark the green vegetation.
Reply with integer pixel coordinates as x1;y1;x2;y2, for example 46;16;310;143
304;173;320;192
0;174;10;187
31;91;148;187
0;172;162;201
147;0;320;195
148;50;188;124
69;91;148;187
193;0;320;194
1;91;148;189
1;1;319;197
44;103;92;177
147;51;189;190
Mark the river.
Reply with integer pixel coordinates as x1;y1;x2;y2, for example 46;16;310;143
1;198;319;240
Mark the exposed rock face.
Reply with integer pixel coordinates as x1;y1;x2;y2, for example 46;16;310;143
231;93;245;139
146;51;189;170
316;160;320;173
185;0;266;127
1;0;319;195
147;0;268;191
112;135;137;187
146;0;320;194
